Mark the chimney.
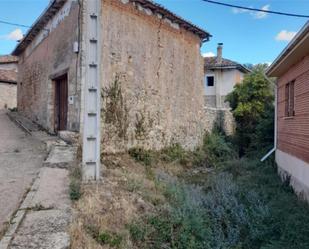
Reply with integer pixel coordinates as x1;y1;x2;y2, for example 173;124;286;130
217;43;223;64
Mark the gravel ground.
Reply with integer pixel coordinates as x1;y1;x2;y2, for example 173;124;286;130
0;111;46;233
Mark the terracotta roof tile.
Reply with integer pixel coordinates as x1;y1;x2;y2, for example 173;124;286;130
204;56;250;73
13;0;211;55
0;69;17;84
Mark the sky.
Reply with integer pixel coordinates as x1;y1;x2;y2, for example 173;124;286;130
0;0;308;65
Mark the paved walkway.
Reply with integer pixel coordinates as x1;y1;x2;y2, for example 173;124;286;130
0;111;46;234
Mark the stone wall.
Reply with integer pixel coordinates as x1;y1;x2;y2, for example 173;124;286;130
100;0;207;153
17;1;81;133
204;107;235;135
0;83;16;109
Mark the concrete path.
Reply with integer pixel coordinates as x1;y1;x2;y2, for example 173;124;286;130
0;111;75;249
0;111;46;234
8;167;71;249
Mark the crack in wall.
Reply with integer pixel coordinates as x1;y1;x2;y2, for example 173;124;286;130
156;19;163;79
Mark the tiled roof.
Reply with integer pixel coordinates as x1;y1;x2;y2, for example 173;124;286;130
0;69;17;84
0;55;18;64
133;0;211;40
204;57;250;73
13;0;211;55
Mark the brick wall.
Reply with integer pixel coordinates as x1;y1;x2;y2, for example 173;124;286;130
0;83;16;109
277;54;309;163
100;0;208;153
17;1;80;133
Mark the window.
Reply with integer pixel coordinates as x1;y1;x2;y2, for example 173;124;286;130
285;81;295;117
206;76;214;87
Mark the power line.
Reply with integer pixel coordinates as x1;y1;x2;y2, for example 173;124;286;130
202;0;309;18
0;20;32;29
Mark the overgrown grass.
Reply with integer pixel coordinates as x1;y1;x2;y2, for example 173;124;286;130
127;131;309;249
86;224;123;248
128;147;155;166
69;166;82;201
129;132;236;169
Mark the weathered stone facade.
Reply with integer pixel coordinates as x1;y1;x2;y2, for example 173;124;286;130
0;83;16;109
15;0;211;156
204;107;235;135
100;0;207;152
16;0;81;133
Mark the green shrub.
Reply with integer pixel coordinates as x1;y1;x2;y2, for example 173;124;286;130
128;147;155;166
69;166;82;201
127;222;147;242
160;143;191;165
98;231;123;247
193;131;236;168
129;181;211;249
69;179;82;201
85;224;123;248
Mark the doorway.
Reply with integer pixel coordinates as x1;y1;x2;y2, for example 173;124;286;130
54;74;68;132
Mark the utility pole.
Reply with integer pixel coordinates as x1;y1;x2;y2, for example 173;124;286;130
81;0;102;180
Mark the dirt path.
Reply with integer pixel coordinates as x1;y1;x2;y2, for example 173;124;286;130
0;111;46;234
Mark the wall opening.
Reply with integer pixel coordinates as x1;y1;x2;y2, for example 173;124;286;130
54;74;68;132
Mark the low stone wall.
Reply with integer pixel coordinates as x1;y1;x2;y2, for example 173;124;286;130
0;83;16;109
204;107;235;135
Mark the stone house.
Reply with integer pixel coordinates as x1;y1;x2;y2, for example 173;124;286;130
267;20;309;200
0;55;18;109
203;43;249;134
12;0;211;179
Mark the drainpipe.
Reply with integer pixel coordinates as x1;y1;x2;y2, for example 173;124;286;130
261;79;277;162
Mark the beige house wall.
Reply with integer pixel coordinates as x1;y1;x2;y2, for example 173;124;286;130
100;0;207;153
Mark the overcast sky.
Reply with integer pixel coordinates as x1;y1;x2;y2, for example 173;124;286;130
0;0;308;65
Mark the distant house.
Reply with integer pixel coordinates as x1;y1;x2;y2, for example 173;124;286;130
267;21;309;200
204;43;249;133
13;0;211;179
0;55;18;109
204;43;250;108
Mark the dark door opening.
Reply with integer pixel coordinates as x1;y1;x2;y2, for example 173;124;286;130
54;75;68;132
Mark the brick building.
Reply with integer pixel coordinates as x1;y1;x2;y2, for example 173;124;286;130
267;21;309;200
0;55;18;109
13;0;211;179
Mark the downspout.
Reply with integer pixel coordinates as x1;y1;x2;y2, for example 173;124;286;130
261;79;277;162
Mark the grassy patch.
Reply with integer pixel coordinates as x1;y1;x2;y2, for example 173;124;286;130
86;224;123;248
69;166;82;201
128;131;236;170
128;147;155;166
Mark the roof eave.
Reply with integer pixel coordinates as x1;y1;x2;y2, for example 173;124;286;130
131;0;211;40
12;0;66;56
206;65;250;73
267;20;309;77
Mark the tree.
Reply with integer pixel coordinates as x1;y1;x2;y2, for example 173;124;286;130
226;64;274;156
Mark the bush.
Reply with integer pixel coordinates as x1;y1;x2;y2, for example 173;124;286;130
226;65;274;156
128;147;155;166
98;231;123;247
69;166;82;201
193;131;236;168
69;179;82;201
129;181;211;249
160;143;192;166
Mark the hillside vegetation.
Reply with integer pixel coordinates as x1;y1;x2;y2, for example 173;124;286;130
70;65;309;249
